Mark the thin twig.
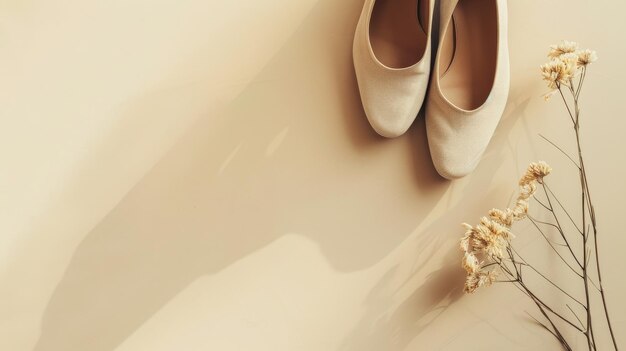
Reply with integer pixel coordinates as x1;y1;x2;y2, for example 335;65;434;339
539;134;581;169
567;304;586;329
557;85;577;126
528;214;568;246
519;280;585;333
513;248;585;307
544;183;584;235
533;197;552;212
526;312;567;347
507;255;575;349
568;85;594;351
528;262;586;308
541;183;584;265
528;216;583;275
576;67;587;100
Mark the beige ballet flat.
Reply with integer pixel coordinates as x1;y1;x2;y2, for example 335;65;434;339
425;0;510;179
353;0;433;138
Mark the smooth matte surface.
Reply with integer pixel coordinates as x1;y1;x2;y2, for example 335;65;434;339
426;0;509;179
1;1;625;350
353;0;433;138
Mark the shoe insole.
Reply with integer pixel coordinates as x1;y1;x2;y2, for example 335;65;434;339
439;0;498;110
369;0;429;69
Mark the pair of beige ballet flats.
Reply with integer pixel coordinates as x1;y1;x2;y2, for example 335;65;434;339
354;0;509;179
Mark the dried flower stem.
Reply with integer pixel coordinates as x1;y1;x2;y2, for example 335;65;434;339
544;183;584;236
558;67;618;350
540;182;583;266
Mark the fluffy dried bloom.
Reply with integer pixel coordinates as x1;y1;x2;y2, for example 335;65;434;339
560;52;579;65
464;270;498;294
512;198;529;220
518;182;538;200
459;219;507;293
577;49;598;66
519;161;552;186
541;53;579;88
529;161;552;183
460;224;472;252
489;208;513;227
542;42;597;100
462;252;480;274
480;216;511;239
541;41;588;94
560;53;580;76
464;273;481;293
540;59;570;90
467;218;510;259
548;40;579;59
482;270;498;286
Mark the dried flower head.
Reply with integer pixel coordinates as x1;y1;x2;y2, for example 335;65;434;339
577;49;598;66
464;270;498;294
480;216;511;239
541;41;597;100
460;224;472;252
463;218;510;260
560;52;581;76
540;59;572;89
518;182;537;201
464;273;481;293
512;198;529;220
548;40;579;59
489;208;513;227
520;161;552;186
529;161;552;182
462;252;480;274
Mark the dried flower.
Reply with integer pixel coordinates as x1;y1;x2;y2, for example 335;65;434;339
489;208;513;227
462;218;510;260
464;270;498;294
459;161;552;294
483;270;498;287
548;40;579;59
577;49;598;66
459;41;616;349
560;53;581;76
480;216;511;239
519;161;552;186
541;42;597;101
541;60;569;90
464;273;481;293
462;252;480;274
512;198;529;220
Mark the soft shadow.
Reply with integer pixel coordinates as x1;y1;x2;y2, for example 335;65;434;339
33;0;450;350
337;74;538;351
339;247;464;351
34;0;539;348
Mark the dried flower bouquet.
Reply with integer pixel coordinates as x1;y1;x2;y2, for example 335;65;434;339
459;41;618;351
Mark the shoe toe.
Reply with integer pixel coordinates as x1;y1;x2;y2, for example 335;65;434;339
426;100;500;180
362;89;425;138
430;149;480;180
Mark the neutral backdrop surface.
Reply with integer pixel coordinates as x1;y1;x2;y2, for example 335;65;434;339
1;0;625;350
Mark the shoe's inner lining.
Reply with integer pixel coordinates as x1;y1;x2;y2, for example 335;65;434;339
370;0;429;69
439;0;498;111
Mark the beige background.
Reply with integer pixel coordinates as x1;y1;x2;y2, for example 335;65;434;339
1;0;625;350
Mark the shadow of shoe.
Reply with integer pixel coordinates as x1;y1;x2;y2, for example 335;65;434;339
32;1;451;350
